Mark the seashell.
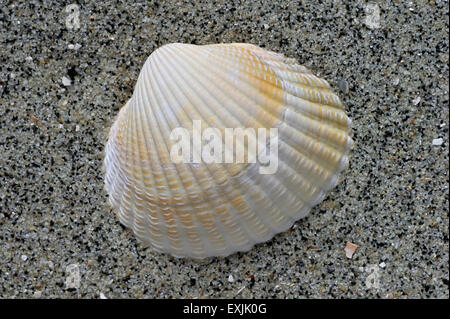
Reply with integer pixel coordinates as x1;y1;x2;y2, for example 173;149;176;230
104;43;353;259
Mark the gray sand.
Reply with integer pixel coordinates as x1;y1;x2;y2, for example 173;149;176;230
0;0;448;298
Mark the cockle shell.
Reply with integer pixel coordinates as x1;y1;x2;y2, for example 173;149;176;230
104;43;353;259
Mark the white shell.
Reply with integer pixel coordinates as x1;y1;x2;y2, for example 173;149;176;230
104;43;353;258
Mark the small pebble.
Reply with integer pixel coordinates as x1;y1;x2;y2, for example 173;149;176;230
379;262;386;268
344;241;358;259
338;79;349;94
412;96;421;105
100;292;107;299
68;43;82;50
432;138;443;146
228;274;235;283
62;76;71;86
21;255;28;261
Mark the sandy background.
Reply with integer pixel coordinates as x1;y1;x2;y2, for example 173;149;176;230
0;0;448;298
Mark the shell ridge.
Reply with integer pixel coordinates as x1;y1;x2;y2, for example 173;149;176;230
161;45;286;246
157;46;276;254
208;44;310;75
283;108;349;152
189;45;354;219
231;46;343;109
167;45;346;198
224;49;348;133
181;46;350;154
175;46;282;128
165;45;266;171
130;60;188;256
155;43;352;211
163;45;321;236
221;47;341;107
104;118;122;198
151;51;240;257
227;165;291;241
154;49;262;257
170;45;278;166
128;92;147;242
172;45;347;176
236;162;305;222
134;77;177;253
196;51;344;124
143;56;206;257
238;164;312;228
220;54;347;127
132;85;168;255
114;99;138;229
105;106;127;206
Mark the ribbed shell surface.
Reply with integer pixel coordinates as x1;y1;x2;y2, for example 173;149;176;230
104;43;353;258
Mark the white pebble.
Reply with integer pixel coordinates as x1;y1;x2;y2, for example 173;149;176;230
62;76;71;86
412;96;421;105
100;292;107;299
75;125;80;132
25;56;33;62
74;43;82;50
21;255;28;261
379;262;386;268
392;241;400;249
228;274;235;283
432;138;443;146
68;44;75;50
